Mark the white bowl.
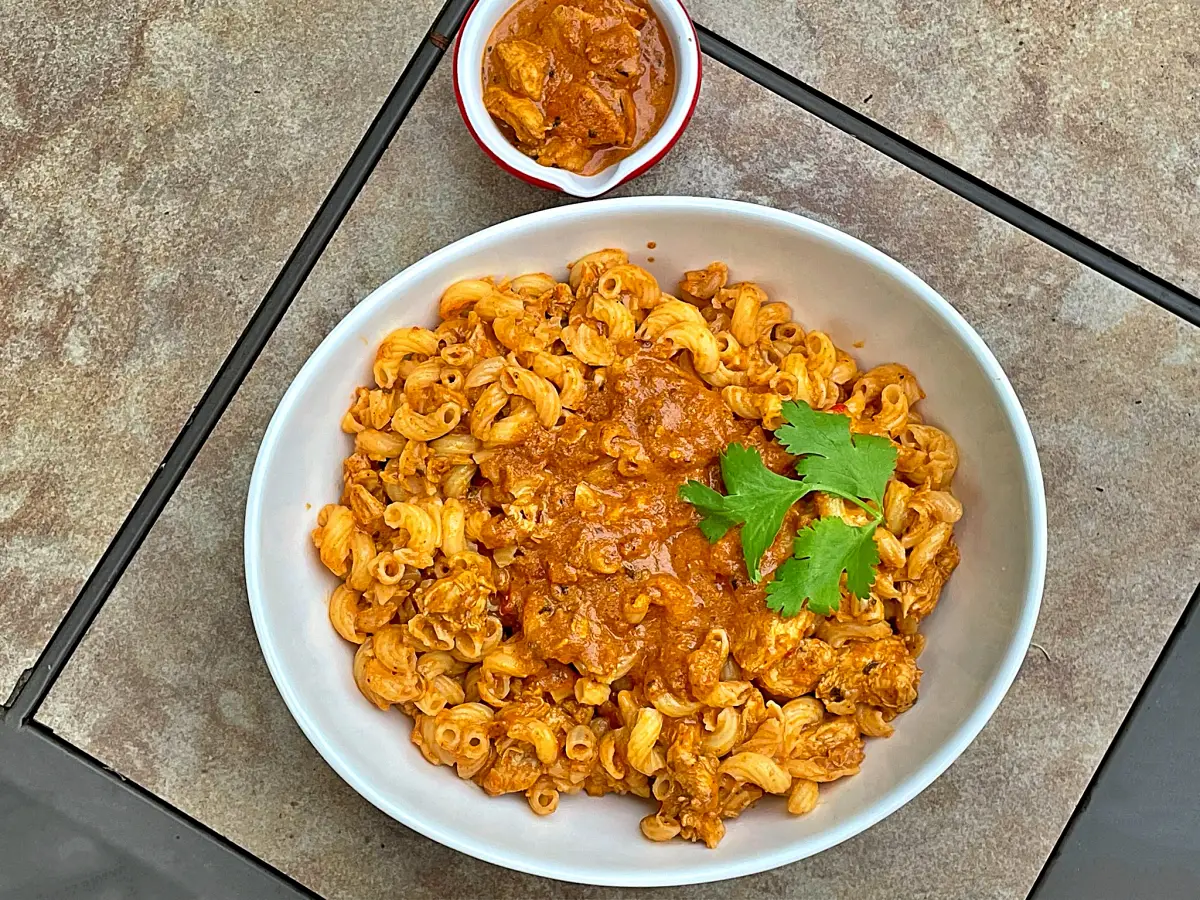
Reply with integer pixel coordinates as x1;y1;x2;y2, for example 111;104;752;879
246;197;1046;887
453;0;702;197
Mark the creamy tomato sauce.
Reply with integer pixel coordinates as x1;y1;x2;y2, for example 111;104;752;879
482;0;676;174
478;352;810;698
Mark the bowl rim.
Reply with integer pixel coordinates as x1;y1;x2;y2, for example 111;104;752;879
245;196;1047;887
452;0;703;198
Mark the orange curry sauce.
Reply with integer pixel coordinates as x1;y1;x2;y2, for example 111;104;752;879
480;352;811;702
481;0;676;175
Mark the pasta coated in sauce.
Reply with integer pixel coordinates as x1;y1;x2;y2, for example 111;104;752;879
313;251;962;846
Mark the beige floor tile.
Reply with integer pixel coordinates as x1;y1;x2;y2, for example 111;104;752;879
690;0;1200;297
0;0;442;694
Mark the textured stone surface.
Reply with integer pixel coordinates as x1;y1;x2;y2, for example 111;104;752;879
39;61;1200;899
0;0;440;696
690;0;1200;298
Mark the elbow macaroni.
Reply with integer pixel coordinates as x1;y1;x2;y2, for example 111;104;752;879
312;251;963;848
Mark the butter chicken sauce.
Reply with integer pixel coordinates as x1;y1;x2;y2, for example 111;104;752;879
479;351;811;700
482;0;676;174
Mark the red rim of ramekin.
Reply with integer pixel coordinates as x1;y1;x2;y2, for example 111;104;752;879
452;0;703;196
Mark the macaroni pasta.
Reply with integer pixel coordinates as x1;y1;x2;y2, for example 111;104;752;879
312;251;962;846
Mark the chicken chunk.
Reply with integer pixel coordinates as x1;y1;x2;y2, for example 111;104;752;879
899;540;960;621
786;717;864;782
558;82;628;145
730;606;817;674
536;135;592;172
656;721;725;847
678;262;729;302
665;721;718;810
816;637;921;716
495;39;550;100
757;638;837;698
586;21;642;80
484;87;548;145
479;741;542;795
541;4;596;53
617;0;648;28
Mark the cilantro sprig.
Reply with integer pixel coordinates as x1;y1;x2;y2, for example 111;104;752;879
775;401;895;508
679;400;898;617
678;444;807;582
764;518;881;616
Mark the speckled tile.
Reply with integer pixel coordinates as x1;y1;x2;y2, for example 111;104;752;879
0;0;441;695
39;60;1200;899
689;0;1200;298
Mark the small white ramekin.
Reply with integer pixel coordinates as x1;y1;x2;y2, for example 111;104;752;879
453;0;702;197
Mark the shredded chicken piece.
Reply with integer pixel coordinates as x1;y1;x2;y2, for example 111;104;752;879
558;82;627;145
617;0;647;28
758;638;837;698
730;606;816;674
678;262;730;302
541;4;597;53
900;541;960;621
786;717;864;782
816;637;921;715
586;21;642;80
536;135;592;172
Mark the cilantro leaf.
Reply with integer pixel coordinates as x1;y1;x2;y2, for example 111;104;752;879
764;517;880;616
775;399;852;459
679;443;807;583
676;481;739;542
795;434;896;507
777;401;897;506
683;401;900;606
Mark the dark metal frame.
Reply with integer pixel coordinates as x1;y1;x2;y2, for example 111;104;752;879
1028;582;1200;896
3;1;1198;895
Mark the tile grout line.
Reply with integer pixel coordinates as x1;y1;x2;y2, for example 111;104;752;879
694;24;1200;329
1;0;477;726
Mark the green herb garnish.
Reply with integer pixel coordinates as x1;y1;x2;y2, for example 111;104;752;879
765;517;881;616
775;400;896;508
677;444;806;583
680;400;898;616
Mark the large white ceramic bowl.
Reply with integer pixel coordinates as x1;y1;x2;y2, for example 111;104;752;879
246;197;1046;887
